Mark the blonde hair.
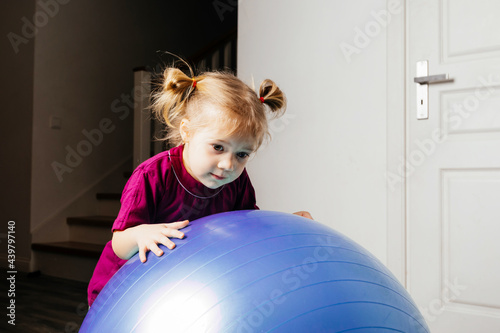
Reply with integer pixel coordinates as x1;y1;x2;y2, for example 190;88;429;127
151;64;286;149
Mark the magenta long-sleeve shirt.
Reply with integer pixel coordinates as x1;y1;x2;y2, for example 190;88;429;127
87;145;258;306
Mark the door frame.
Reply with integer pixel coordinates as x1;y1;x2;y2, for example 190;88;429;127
386;0;408;286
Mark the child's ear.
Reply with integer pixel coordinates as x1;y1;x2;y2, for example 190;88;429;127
179;118;190;144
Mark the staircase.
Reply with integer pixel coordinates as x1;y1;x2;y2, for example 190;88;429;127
31;175;127;283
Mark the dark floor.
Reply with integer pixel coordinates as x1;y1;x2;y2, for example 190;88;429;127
0;271;88;333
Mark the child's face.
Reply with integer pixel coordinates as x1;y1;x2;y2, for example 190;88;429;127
181;122;256;189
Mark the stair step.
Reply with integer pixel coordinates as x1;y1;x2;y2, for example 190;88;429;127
98;198;121;216
68;216;114;245
67;215;114;228
96;193;121;200
32;241;104;259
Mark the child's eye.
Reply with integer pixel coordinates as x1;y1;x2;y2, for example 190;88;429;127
237;152;250;159
212;144;224;152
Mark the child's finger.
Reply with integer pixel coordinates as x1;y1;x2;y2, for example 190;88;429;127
159;236;176;250
163;228;184;240
293;211;314;220
150;242;165;256
139;247;147;263
167;220;190;229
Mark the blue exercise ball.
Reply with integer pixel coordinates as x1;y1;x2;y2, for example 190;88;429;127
81;210;429;332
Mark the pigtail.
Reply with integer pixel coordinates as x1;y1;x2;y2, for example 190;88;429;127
259;79;286;117
150;53;287;149
152;67;197;128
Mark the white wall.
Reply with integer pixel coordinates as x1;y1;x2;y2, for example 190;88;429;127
239;0;389;263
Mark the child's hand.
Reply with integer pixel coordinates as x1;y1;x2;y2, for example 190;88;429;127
293;211;314;220
134;220;189;262
112;220;189;262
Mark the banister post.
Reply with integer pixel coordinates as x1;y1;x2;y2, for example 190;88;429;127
133;68;151;169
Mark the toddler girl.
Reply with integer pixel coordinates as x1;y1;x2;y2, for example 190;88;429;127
87;63;312;307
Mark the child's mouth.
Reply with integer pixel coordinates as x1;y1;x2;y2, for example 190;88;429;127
211;173;226;180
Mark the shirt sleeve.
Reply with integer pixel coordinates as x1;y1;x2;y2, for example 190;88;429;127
234;169;259;210
112;168;164;232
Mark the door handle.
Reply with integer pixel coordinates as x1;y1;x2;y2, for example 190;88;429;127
415;60;454;120
414;74;454;84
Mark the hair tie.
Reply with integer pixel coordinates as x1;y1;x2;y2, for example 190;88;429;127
259;97;265;103
192;79;197;88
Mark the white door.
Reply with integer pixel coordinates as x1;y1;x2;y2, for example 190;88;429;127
407;0;500;332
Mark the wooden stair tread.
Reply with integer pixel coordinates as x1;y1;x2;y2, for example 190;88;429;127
96;193;121;200
67;215;114;227
32;241;105;258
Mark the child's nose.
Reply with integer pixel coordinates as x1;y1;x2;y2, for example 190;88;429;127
218;155;234;171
